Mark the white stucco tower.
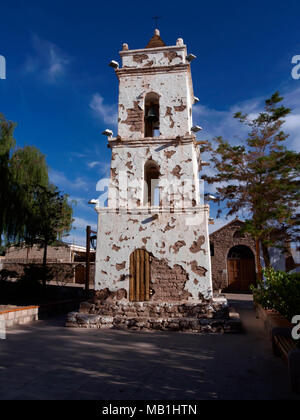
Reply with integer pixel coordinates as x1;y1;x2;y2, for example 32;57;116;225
94;30;213;304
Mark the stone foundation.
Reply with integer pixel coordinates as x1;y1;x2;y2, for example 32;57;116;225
66;295;242;333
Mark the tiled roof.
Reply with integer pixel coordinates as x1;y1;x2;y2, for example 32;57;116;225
145;30;166;48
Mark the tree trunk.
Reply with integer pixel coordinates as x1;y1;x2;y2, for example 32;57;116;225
255;238;262;282
261;242;271;268
42;241;48;289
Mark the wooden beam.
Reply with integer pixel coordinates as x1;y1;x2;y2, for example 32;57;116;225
129;252;135;302
140;250;145;301
85;225;91;299
145;251;150;301
135;250;140;302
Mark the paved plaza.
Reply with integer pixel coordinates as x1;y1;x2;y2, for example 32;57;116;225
0;295;299;400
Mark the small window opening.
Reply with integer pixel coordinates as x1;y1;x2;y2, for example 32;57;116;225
144;160;160;206
144;92;160;138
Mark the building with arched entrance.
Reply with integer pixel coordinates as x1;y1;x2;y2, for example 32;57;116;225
209;219;257;292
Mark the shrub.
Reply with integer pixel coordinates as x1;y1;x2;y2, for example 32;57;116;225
0;269;19;281
251;267;300;321
17;264;51;292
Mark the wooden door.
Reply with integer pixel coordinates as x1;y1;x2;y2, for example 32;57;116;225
129;249;150;301
227;258;241;290
228;258;256;291
240;258;256;291
75;265;86;284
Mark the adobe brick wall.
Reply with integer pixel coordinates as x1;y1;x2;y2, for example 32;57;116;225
150;256;192;301
93;257;192;304
209;220;256;291
4;245;72;262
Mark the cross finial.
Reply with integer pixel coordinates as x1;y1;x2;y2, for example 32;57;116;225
152;16;162;29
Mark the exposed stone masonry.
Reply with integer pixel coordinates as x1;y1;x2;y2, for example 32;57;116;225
66;297;242;333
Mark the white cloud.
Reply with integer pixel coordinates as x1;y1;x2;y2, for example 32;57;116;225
194;86;300;160
24;35;70;83
64;232;86;247
73;217;97;231
284;115;300;131
193;97;261;146
87;161;100;169
209;216;235;234
49;169;89;192
89;93;118;126
87;161;111;178
69;196;90;212
283;114;300;152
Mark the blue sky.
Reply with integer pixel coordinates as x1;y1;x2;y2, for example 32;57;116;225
0;0;300;245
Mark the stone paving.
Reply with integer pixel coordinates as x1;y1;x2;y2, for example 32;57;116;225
0;294;299;400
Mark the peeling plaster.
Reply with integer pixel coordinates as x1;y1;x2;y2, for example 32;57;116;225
116;261;126;271
171;165;182;179
94;37;212;301
112;244;121;251
117;47;193;140
190;235;206;254
164;150;176;159
96;208;212;300
169;240;186;254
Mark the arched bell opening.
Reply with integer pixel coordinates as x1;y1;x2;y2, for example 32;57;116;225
144;92;160;138
143;159;160;206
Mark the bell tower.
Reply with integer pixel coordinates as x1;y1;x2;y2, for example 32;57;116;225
94;30;213;305
117;29;193;140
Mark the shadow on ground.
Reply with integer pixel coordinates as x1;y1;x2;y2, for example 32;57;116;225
0;294;299;400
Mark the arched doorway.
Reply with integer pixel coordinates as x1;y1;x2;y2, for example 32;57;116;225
129;249;150;301
227;245;256;292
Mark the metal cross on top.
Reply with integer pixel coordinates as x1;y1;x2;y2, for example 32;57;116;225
152;16;162;28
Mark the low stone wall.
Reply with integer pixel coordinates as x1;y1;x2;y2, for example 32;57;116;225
0;306;39;328
2;262;95;285
255;303;293;339
38;299;83;319
0;299;85;330
66;298;242;333
4;244;72;261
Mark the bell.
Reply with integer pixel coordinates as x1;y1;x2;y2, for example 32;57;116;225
146;107;158;121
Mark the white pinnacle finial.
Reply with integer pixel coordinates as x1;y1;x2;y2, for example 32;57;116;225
154;28;160;36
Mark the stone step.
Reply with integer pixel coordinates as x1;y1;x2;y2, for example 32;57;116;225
66;311;242;333
79;300;230;320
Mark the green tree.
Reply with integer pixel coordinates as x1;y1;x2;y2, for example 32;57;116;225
25;184;73;287
203;92;300;277
0;114;50;247
0;114;74;284
0;113;16;246
7;146;49;244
